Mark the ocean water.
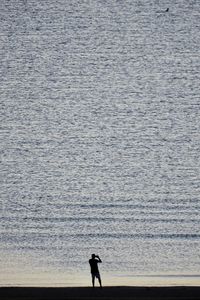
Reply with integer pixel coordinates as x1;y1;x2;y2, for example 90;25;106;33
0;0;200;286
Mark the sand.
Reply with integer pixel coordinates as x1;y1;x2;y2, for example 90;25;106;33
0;286;199;300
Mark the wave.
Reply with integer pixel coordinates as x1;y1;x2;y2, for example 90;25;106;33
1;216;200;223
2;232;200;241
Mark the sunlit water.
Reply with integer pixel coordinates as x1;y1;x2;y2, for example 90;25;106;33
0;0;200;286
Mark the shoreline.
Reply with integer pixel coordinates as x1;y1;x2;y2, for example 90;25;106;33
0;286;200;300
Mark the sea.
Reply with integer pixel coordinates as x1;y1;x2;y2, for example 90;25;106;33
0;0;200;287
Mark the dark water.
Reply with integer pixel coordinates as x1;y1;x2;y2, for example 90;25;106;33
0;0;200;286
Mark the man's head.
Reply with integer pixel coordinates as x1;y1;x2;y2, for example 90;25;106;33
91;254;96;259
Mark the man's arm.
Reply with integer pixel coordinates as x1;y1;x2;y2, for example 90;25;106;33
96;255;102;263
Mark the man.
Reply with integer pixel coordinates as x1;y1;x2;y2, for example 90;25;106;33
89;254;102;288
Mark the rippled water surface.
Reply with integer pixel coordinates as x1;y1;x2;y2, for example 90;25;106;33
0;0;200;286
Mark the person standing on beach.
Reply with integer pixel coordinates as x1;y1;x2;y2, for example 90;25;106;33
89;254;102;288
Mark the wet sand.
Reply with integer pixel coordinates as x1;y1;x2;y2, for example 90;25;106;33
0;286;199;300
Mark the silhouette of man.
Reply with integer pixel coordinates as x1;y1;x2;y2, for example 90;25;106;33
89;254;102;288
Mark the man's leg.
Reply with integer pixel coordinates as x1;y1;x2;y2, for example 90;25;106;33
98;277;102;287
92;274;95;287
97;274;102;288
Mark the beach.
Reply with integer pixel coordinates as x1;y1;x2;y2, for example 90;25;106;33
0;286;200;300
1;0;200;290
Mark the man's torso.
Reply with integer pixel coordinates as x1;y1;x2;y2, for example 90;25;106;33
89;259;99;274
